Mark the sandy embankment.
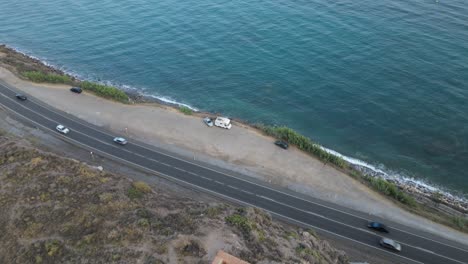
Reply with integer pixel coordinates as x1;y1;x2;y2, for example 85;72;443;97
0;67;466;243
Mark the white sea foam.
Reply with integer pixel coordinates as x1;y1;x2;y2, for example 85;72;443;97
144;94;199;111
8;46;85;80
321;146;388;175
5;45;466;204
8;46;199;112
320;146;467;203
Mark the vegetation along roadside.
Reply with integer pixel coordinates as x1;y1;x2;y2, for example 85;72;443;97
1;43;466;233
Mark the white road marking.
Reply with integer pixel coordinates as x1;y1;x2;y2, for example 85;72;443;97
2;81;465;254
1;84;467;263
257;195;276;202
252;191;467;264
0;98;437;264
240;190;254;195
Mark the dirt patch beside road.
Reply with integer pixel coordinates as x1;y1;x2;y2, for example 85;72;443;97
0;111;350;264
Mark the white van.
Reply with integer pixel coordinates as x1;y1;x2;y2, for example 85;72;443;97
214;117;232;129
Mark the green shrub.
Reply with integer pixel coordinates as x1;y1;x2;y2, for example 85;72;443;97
258;125;419;208
365;176;417;207
258;125;347;168
225;213;252;234
179;106;193;115
132;181;151;193
286;231;299;239
98;192;113;203
127;188;142;199
80;234;95;246
35;255;43;264
452;216;468;231
307;228;318;238
206;206;222;218
21;71;129;103
80;81;129;103
127;181;151;199
22;71;73;84
257;229;266;242
137;218;150;228
296;245;321;259
45;240;61;256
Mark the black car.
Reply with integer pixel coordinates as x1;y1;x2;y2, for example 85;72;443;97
367;222;389;233
70;87;82;94
15;94;27;101
274;140;289;150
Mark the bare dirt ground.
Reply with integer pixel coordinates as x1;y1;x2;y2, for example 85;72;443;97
0;109;354;263
0;66;467;246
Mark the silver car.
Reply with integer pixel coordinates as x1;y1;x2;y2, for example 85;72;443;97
56;125;70;134
203;117;213;127
380;237;401;252
113;137;128;145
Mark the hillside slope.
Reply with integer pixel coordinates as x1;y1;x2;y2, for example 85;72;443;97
0;134;347;264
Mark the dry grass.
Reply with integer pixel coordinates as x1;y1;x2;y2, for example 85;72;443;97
0;134;348;264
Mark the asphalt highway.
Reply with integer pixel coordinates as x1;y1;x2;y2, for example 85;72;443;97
0;81;467;264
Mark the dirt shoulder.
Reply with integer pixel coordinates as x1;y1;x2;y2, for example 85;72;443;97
0;127;351;263
1;66;467;246
1;107;399;263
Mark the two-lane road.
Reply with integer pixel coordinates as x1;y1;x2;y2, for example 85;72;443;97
0;81;467;264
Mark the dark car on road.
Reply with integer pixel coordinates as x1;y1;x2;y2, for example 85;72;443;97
70;87;82;94
15;94;27;101
380;237;402;252
274;140;289;150
367;222;389;233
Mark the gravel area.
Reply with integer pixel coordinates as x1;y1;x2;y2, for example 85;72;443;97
1;66;467;246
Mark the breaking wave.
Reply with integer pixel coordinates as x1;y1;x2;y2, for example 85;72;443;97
8;46;199;112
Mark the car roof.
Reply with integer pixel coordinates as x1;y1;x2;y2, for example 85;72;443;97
382;238;396;245
216;117;230;122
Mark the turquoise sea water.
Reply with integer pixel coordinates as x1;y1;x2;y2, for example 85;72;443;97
1;0;467;196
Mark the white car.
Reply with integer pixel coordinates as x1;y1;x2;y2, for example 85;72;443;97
56;125;70;134
379;237;402;252
214;117;232;129
113;137;128;145
203;117;213;127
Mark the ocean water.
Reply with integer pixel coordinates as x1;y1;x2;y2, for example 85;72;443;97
1;0;467;196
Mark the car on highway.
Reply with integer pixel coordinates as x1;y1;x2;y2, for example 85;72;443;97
70;87;82;94
367;222;389;233
15;94;27;101
274;140;289;150
56;125;70;134
379;237;401;252
113;137;128;145
203;117;213;127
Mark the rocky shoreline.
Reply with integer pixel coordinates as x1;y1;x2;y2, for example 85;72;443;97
1;43;467;222
353;165;468;216
0;44;193;108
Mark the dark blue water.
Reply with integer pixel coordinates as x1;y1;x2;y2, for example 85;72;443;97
1;0;467;196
